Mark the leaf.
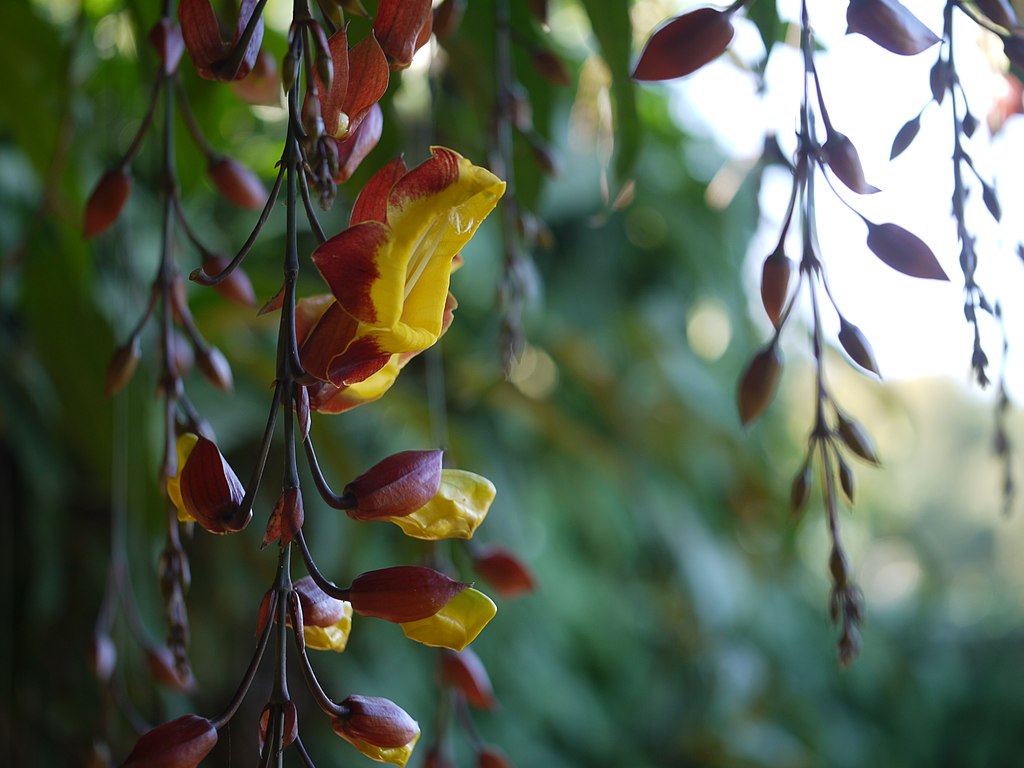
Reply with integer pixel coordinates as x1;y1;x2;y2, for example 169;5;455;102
632;8;735;82
846;0;939;56
890;114;921;159
864;221;948;280
579;0;640;181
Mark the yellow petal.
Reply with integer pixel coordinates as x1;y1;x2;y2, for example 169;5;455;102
167;433;199;523
342;732;420;767
303;602;353;653
386;470;495;540
399;588;496;651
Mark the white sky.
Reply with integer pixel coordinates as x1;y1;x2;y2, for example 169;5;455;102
667;0;1024;400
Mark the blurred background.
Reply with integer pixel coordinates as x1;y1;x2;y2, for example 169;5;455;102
3;0;1024;766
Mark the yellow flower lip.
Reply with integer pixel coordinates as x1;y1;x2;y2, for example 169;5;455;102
301;147;505;389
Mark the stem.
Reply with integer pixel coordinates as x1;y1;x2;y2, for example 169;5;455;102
238;380;284;527
295;531;350;601
209;591;279;729
191;162;286;286
175;78;216;158
120;77;164;166
302;436;356;510
298;166;328;244
294;628;347;718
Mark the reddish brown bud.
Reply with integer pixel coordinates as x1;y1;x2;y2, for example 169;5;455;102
441;648;495;709
531;49;572;87
737;343;783;426
838;455;856;503
207;156;268;210
197;346;234;392
838;319;880;376
333;695;420;748
122;714;217;768
84;167;132;238
255;589;274;637
202;253;256;306
526;132;559;176
374;0;432;70
632;8;735;82
171;330;194;378
145;645;195;691
865;221;948;280
836;414;880;465
345;450;444;520
822;132;879;194
149;18;185;74
293;576;348;628
829;546;849;587
349;566;467;623
846;0;939;56
105;337;141;396
179;434;246;533
790;459;811;516
258;701;298;753
423;744;457;768
91;633;117;682
471;545;536;598
760;248;792;328
433;0;466;40
263;486;304;546
477;745;513;768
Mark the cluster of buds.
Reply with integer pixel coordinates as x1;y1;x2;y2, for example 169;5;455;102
629;0;1024;663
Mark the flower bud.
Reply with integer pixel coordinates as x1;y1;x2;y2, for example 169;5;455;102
471;545;536;598
258;701;298;753
400;588;496;651
122;714;217;768
263;487;304;546
149;18;185;74
760;247;792;328
432;0;466;40
167;433;247;533
632;7;735;81
477;745;513;768
846;0;939;56
838;319;880;376
345;450;444;520
737;343;783;426
836;414;880;465
423;744;457;768
349;566;467;623
202;253;257;306
104;336;141;396
441;648;494;709
383;469;494;540
197;346;234;392
790;459;812;516
145;645;195;691
84;167;132;238
292;576;354;652
335;695;420;746
207;156;268;210
822;132;879;194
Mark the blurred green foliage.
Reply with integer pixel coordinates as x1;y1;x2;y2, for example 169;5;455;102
2;1;1024;767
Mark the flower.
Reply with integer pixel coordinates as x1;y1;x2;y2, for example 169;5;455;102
381;469;495;541
298;148;505;409
293;576;353;653
332;695;421;767
166;433;248;534
399;587;496;651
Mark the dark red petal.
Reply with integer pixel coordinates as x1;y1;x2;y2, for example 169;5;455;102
349;566;467;622
178;0;226;75
351;156;408;225
345;449;444;520
318;27;350;138
180;435;246;533
632;8;735;82
312;221;389;321
122;715;217;768
374;0;432;70
149;19;185;75
334;103;384;183
343;34;390;133
388;146;460;211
